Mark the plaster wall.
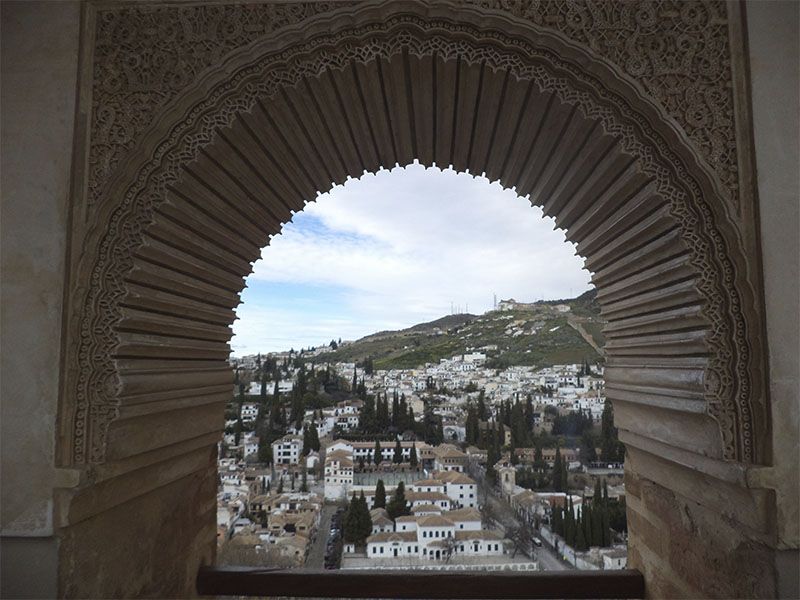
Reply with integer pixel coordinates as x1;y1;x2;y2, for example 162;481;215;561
746;1;800;595
0;0;81;596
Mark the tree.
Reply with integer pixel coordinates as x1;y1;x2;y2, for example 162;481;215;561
592;501;603;547
552;504;564;537
465;406;480;445
373;439;382;465
525;394;534;431
374;479;386;509
343;494;360;545
506;521;535;558
583;502;593;547
233;417;242;447
300;466;308;493
564;496;576;547
259;368;268;407
393;439;403;464
307;422;320;453
575;508;588;551
343;492;373;547
552;448;564;492
600;399;624;463
277;476;284;494
386;481;410;520
477;390;488;420
409;443;418;469
258;439;272;464
533;443;545;472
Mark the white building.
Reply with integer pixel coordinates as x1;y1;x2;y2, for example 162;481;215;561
365;508;505;561
243;434;259;458
435;471;479;509
324;449;354;501
241;402;259;423
272;435;302;465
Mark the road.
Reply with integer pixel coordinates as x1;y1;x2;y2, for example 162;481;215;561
535;542;569;571
305;504;337;568
472;465;570;572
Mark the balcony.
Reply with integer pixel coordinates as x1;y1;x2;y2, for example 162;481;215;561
197;566;645;598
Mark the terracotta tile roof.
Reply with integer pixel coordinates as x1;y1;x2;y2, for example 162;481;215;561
417;514;455;527
445;508;482;522
406;491;450;502
366;531;417;543
433;471;476;485
412;478;445;487
454;530;504;541
411;504;442;514
395;515;418;522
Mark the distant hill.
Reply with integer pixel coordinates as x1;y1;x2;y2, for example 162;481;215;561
311;291;605;370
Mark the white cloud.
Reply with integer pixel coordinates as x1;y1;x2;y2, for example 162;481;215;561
232;164;591;353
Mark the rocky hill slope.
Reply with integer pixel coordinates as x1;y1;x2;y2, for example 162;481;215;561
312;290;605;370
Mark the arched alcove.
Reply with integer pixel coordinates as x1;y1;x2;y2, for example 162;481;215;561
54;2;773;597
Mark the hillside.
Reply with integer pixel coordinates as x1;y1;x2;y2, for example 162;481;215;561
312;291;605;370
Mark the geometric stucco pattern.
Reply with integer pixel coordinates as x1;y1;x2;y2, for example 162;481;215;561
89;0;739;212
72;2;759;469
476;0;738;206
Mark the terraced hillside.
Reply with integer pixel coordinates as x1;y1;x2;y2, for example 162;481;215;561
312;290;605;370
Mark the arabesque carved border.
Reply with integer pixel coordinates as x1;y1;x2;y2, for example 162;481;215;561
88;1;740;213
67;2;760;467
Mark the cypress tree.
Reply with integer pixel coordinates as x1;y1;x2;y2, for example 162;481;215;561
553;448;564;492
477;391;487;420
259;368;268;407
565;496;576;547
300;467;308;493
552;505;563;537
409;443;418;469
393;439;403;464
575;508;588;551
391;394;399;428
374;439;382;465
387;481;409;520
343;493;359;544
601;502;611;547
358;491;373;543
583;503;593;547
309;423;320;452
374;479;386;509
592;501;603;547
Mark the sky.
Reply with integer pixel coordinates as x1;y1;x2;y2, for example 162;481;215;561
231;163;592;355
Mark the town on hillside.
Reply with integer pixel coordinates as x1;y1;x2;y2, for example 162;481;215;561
217;302;627;572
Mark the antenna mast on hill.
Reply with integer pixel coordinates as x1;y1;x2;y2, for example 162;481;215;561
493;293;497;309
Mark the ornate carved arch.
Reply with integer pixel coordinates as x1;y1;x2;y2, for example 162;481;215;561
60;1;766;479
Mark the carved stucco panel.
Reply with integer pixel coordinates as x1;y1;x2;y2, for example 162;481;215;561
88;0;739;214
69;6;757;467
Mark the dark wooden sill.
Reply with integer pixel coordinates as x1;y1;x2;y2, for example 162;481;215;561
197;566;645;599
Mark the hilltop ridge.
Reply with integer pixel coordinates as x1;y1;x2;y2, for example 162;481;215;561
311;290;605;370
